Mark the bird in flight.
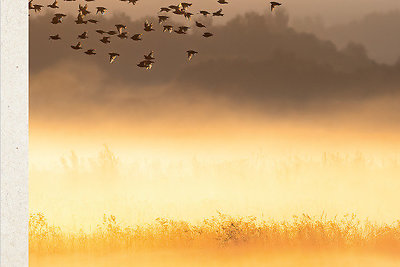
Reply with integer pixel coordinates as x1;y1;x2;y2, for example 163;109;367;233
270;1;282;11
84;49;96;55
71;42;82;50
100;36;111;44
217;0;228;4
33;4;43;12
109;53;120;63
163;25;173;33
131;33;143;41
195;21;206;28
79;4;90;16
159;7;170;12
144;51;155;61
78;31;88;39
51;14;66;24
47;0;59;9
158;15;169;24
128;0;139;5
203;32;214;38
49;34;61;40
213;9;224;16
187;50;198;61
144;21;155;32
137;60;154;70
96;7;107;15
199;10;210;16
115;24;127;34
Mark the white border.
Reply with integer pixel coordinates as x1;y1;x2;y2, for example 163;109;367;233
0;0;29;266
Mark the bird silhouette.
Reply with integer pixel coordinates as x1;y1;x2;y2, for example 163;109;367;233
49;34;61;40
115;24;127;34
217;0;228;4
195;21;206;28
213;9;224;16
71;42;82;50
84;49;96;55
270;1;282;11
187;50;198;61
100;36;111;44
131;34;142;41
78;4;90;16
137;60;154;70
158;16;169;24
33;4;43;12
144;51;155;60
181;2;192;10
199;10;210;16
160;7;170;12
108;52;120;63
78;31;88;39
128;0;139;5
163;25;173;33
96;7;107;15
47;0;59;9
144;21;155;32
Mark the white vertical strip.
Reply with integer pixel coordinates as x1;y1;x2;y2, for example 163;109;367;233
0;0;29;266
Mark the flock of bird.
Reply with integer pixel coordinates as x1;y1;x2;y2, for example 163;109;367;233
29;0;282;70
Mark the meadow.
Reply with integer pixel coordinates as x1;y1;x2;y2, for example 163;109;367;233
30;212;400;266
29;147;400;266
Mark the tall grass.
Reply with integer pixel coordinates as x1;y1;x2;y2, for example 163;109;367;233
30;212;400;255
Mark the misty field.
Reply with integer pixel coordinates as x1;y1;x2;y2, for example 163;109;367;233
29;147;400;266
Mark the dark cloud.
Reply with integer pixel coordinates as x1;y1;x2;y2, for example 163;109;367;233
30;10;400;123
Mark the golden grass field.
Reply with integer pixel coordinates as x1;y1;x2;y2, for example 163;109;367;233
30;212;400;266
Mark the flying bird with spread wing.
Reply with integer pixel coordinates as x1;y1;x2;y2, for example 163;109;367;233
96;7;107;15
78;31;88;39
144;21;155;32
144;51;155;60
71;42;82;50
270;1;282;11
109;53;120;63
187;50;198;61
49;34;61;40
47;0;59;9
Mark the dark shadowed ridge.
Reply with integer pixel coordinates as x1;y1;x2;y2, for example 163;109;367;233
293;10;400;64
30;10;400;118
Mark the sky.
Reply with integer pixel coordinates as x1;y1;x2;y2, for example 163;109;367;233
36;0;400;26
29;0;400;228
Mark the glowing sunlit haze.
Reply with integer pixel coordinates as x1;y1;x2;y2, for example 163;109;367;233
29;1;400;266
